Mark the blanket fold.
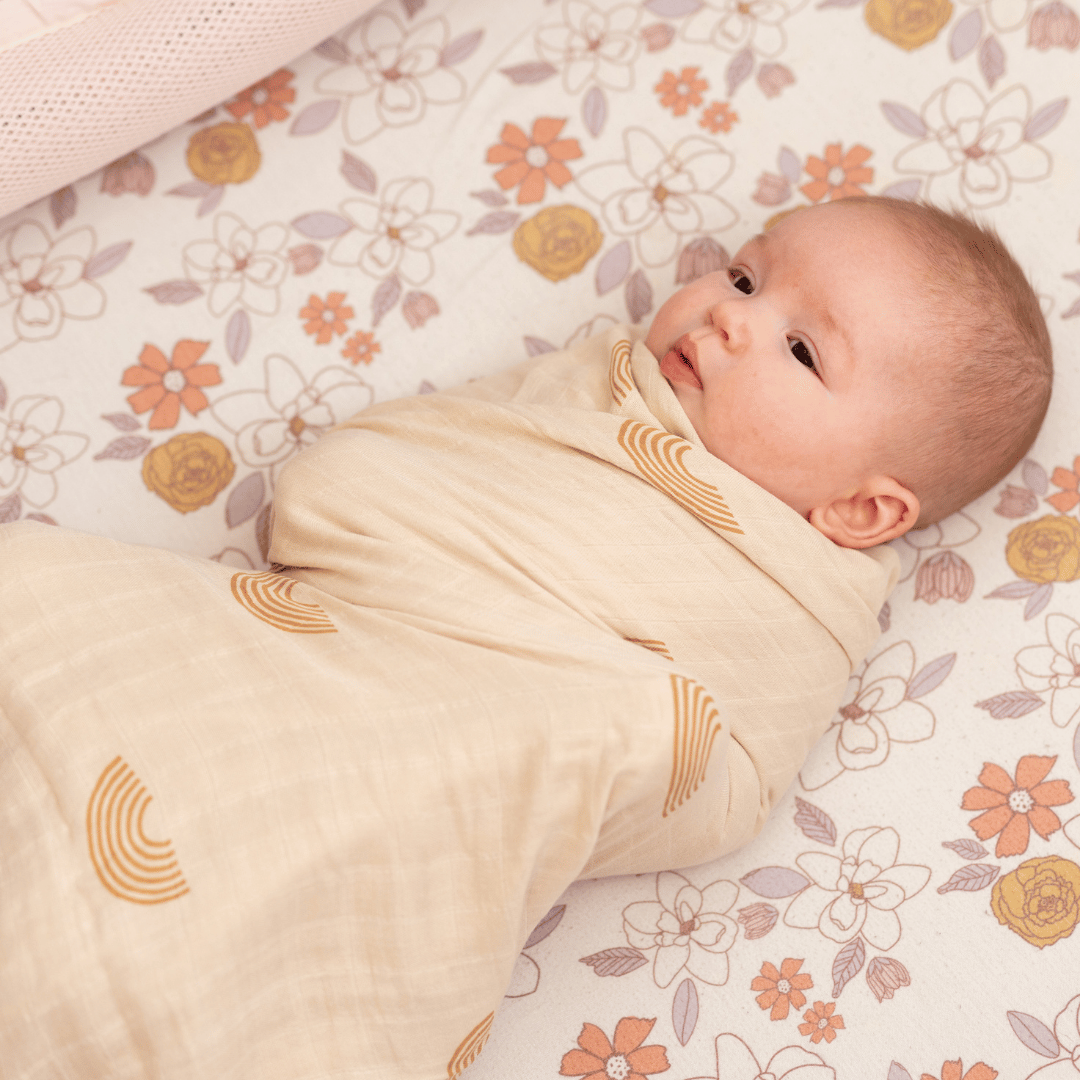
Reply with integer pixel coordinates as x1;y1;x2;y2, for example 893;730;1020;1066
0;325;896;1079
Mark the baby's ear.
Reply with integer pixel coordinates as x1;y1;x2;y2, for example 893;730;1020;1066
808;478;919;549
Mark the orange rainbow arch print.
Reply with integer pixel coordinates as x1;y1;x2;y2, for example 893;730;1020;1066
86;756;189;904
447;1012;494;1079
230;571;337;633
664;674;724;818
609;338;634;405
617;420;743;535
625;637;674;661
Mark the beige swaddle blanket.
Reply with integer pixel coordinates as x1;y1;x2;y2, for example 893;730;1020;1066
0;325;897;1079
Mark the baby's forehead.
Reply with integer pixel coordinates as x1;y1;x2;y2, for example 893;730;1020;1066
762;201;916;258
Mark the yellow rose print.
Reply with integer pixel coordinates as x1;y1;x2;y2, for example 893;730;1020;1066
512;204;603;282
142;432;236;513
864;0;954;49
1005;514;1080;583
991;855;1080;948
186;122;262;185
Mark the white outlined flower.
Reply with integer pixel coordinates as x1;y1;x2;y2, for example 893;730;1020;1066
0;221;106;353
314;12;466;144
535;0;643;94
576;128;736;267
328;178;460;285
680;0;808;58
622;871;738;987
799;641;936;790
0;396;89;507
210;355;372;482
683;1033;835;1080
784;827;930;950
182;213;288;317
894;80;1053;209
1016;613;1080;727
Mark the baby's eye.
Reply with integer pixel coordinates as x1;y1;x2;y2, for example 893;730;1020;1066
789;337;818;375
728;267;754;295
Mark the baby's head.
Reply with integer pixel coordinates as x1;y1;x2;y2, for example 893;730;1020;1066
645;196;1052;548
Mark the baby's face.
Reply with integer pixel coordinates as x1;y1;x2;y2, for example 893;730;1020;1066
645;202;918;519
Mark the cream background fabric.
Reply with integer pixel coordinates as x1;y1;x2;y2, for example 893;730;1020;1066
0;0;1079;1076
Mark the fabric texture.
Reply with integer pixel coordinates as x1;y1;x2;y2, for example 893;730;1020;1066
0;0;382;219
0;325;895;1078
2;0;1079;1075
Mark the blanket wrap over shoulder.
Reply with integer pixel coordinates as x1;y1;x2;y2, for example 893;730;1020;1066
0;325;898;1079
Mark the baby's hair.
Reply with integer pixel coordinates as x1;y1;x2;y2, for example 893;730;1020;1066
854;196;1052;526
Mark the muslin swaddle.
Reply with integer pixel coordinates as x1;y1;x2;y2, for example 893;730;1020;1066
0;325;896;1078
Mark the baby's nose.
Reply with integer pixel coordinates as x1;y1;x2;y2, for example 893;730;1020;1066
711;304;749;352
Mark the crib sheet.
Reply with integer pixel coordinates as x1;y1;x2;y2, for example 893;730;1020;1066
0;0;1078;1077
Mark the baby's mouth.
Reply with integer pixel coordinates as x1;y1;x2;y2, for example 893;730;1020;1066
659;335;703;389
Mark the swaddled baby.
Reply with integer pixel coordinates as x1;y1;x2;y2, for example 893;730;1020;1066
0;196;1051;1080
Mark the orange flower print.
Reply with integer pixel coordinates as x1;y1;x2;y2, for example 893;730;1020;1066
920;1060;998;1080
962;755;1074;858
1048;456;1080;513
486;118;584;204
800;144;874;202
798;1001;844;1045
654;67;709;116
699;101;738;134
122;340;222;430
300;292;354;344
342;330;381;366
559;1017;670;1080
225;69;296;129
750;958;814;1020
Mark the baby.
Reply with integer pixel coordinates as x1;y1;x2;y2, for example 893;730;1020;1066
0;196;1051;1080
646;194;1051;545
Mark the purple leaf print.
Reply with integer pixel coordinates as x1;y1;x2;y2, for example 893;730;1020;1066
905;653;956;699
579;948;648;977
94;436;152;461
596;241;632;295
794;798;837;845
881;102;928;138
672;978;699;1045
974;691;1044;719
225;473;264;529
341;152;377;194
441;29;483;66
500;62;558;85
831;937;865;998
1007;1011;1059;1057
949;8;982;59
226;309;251;364
583;85;608;137
524;905;565;948
84;241;132;280
524;336;558;357
625;269;653;323
936;863;999;894
740;867;810;898
1025;98;1068;140
941;839;990;860
466;212;520;236
725;49;753;97
290;99;341;136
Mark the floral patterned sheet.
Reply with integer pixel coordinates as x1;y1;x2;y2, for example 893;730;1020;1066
1;0;1078;1077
